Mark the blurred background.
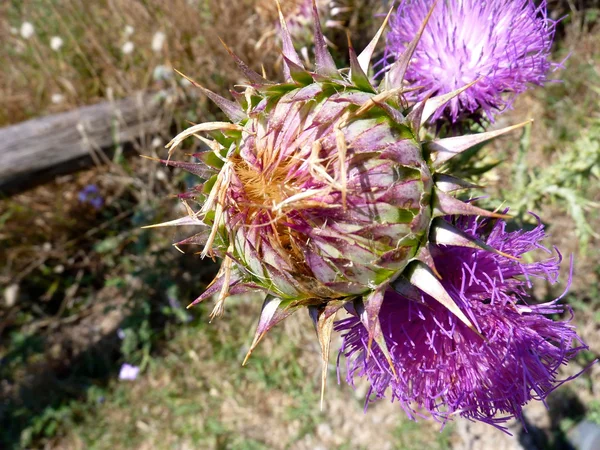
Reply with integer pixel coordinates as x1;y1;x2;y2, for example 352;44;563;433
0;0;599;449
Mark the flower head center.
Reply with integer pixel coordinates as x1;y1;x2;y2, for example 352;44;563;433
232;154;297;215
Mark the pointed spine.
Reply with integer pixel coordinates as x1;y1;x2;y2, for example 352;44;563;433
434;173;482;193
141;214;205;229
358;7;394;75
219;38;271;86
428;120;533;167
397;261;482;336
385;0;438;90
308;305;339;410
311;0;337;77
166;122;243;158
347;33;376;93
275;0;304;81
433;191;510;219
175;229;211;247
429;218;520;260
140;155;215;179
173;69;245;122
354;87;404;116
243;296;296;366
419;79;479;125
405;92;431;134
354;294;397;378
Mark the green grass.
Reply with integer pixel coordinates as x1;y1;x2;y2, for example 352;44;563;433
52;304;322;449
393;420;454;450
446;27;600;254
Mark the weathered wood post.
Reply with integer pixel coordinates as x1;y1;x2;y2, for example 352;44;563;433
0;92;170;194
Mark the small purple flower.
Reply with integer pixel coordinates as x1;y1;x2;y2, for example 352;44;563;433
118;363;140;381
335;215;588;430
383;0;557;122
78;184;104;209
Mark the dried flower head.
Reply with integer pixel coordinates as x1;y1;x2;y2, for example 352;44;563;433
383;0;557;123
336;215;588;429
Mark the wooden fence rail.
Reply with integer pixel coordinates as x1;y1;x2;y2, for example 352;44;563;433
0;92;170;194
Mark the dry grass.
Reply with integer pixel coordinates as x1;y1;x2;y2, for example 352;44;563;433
0;0;279;126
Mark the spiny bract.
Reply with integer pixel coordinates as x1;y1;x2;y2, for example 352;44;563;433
148;1;528;394
256;0;389;64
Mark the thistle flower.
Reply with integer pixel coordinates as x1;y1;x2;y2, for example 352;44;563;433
148;1;529;401
335;215;588;429
383;0;557;123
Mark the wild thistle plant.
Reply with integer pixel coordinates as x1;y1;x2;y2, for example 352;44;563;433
152;0;590;425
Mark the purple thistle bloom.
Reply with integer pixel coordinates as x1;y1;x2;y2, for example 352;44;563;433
382;0;557;123
335;215;588;429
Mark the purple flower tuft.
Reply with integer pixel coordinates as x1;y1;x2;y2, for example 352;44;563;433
335;216;588;429
383;0;557;123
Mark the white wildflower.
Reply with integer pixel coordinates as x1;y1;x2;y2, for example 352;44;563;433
20;22;35;39
151;31;166;53
51;93;65;104
121;41;134;55
124;25;135;36
50;36;63;51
